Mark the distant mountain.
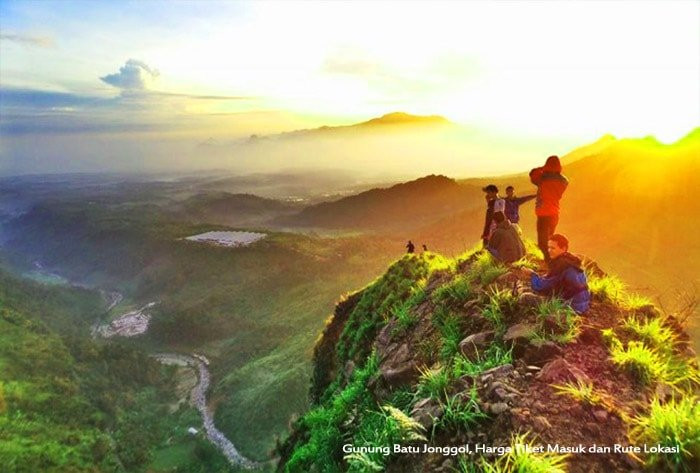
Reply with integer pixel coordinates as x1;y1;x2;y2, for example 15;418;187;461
278;174;481;232
249;112;453;141
174;192;297;226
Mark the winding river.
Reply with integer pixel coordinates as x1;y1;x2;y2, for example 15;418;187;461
153;353;260;470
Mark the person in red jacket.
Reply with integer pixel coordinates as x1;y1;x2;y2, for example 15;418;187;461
529;155;568;263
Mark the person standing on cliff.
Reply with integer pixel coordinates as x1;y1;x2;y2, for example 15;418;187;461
529;155;568;262
406;240;415;254
504;185;536;234
481;184;505;248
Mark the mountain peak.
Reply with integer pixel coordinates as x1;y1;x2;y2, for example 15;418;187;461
358;112;451;127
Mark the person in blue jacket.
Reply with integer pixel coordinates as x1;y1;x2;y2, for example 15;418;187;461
527;233;590;314
504;185;536;233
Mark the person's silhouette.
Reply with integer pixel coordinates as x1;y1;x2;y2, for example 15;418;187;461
406;240;415;254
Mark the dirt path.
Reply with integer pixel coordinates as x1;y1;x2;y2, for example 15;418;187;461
153;353;260;470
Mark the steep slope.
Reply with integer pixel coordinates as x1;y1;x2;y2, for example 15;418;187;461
0;270;184;473
278;175;481;232
278;248;699;473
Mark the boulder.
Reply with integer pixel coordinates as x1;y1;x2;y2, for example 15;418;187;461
459;330;495;360
517;292;542;308
504;323;535;343
504;323;536;357
522;341;563;365
377;339;420;387
537;358;590;384
410;397;444;430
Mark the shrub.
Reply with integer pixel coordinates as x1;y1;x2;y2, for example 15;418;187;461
622;316;675;352
438;314;463;362
610;341;663;385
432;275;474;307
552;380;605;408
434;386;486;434
452;344;512;379
468;252;507;286
588;274;652;310
417;364;450;401
630;397;700;473
532;297;580;344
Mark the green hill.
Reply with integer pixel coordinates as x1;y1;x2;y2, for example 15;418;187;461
278;248;699;472
0;270;198;473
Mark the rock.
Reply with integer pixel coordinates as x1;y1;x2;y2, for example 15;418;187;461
381;361;420;387
344;361;355;379
504;323;535;342
584;422;600;436
636;304;661;320
537;358;590;384
517;292;542;308
593;409;608;423
531;415;551;432
410;397;444;430
459;330;495;360
481;364;514;378
523;341;563;365
489;402;510;415
504;324;535;357
578;325;601;345
378;342;419;387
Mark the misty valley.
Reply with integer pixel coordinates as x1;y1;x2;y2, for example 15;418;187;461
1;130;699;473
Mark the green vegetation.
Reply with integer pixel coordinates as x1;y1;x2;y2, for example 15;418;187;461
622;315;675;352
432;274;473;307
336;253;450;366
610;341;664;385
605;325;699;390
481;287;518;334
0;270;190;473
587;273;652;310
284;353;384;473
417;364;450;401
630;397;700;473
531;297;580;344
467;252;507;286
481;433;569;473
437;313;463;361
434;386;485;434
452;344;512;379
552;380;605;408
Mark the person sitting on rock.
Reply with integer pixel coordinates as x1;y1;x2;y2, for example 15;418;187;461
527;233;590;313
487;211;525;264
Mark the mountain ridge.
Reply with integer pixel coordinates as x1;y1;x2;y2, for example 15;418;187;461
277;247;700;472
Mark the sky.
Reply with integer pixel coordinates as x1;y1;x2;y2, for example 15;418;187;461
0;0;698;175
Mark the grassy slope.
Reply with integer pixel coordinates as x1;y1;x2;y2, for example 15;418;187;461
2;202;401;463
280;247;700;473
0;270;215;473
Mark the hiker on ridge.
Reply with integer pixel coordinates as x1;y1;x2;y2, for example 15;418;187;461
526;233;590;314
487;211;526;264
481;184;505;247
529;155;568;262
406;240;415;254
504;185;536;234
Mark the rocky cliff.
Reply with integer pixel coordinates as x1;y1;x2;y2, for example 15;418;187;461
277;246;699;473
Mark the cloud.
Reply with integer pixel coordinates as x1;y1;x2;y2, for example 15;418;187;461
322;48;383;77
100;59;160;90
0;33;54;48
